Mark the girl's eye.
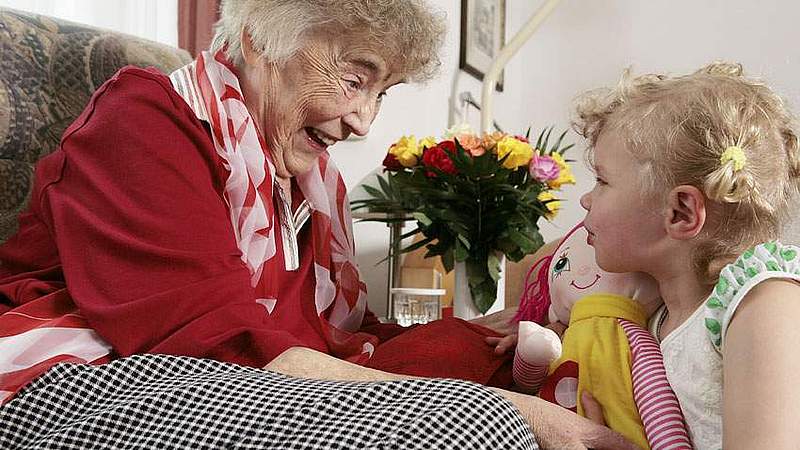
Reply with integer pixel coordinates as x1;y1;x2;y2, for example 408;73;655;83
552;255;570;278
595;177;607;186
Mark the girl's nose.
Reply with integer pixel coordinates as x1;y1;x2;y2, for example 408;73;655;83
580;191;591;211
578;265;591;276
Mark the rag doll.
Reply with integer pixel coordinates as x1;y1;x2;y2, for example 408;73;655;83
514;222;692;450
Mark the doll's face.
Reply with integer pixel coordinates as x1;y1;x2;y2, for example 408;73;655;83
548;225;662;324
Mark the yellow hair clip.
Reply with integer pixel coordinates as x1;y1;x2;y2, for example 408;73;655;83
720;146;746;172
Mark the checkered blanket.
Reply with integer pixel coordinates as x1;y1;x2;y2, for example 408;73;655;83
0;354;538;449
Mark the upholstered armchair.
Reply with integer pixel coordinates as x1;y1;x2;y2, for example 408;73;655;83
0;7;191;243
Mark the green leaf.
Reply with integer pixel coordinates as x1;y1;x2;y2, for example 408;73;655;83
535;129;545;151
400;235;434;254
487;253;501;282
543;127;553;149
454;240;469;261
552;129;568;153
376;174;392;196
441;248;455;273
361;184;386;199
412;212;433;227
558;143;575;156
469;278;499;314
509;229;541;254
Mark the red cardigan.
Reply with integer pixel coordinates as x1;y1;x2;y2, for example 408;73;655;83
0;67;511;386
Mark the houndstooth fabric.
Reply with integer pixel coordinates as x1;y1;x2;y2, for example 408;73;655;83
0;354;538;449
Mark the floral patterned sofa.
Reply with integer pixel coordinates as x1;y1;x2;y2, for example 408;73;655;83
0;7;191;242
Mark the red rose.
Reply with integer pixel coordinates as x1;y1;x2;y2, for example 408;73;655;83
422;141;458;176
382;153;403;171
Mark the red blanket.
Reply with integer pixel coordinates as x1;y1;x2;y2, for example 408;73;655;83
367;318;513;387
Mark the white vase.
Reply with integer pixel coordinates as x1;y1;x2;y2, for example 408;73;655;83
453;255;506;320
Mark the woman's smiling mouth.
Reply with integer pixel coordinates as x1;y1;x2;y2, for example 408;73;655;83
570;274;601;290
305;127;338;149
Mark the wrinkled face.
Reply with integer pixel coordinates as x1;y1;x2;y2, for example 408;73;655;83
579;130;664;274
239;31;404;178
548;225;662;324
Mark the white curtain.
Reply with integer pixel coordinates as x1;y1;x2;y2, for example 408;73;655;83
0;0;178;47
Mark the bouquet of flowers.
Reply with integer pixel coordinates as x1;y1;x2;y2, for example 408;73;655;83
352;125;576;314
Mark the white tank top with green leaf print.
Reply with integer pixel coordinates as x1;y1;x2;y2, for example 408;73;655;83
648;241;800;450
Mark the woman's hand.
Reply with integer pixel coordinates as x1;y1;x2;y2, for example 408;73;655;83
492;388;642;450
469;306;519;335
265;347;410;381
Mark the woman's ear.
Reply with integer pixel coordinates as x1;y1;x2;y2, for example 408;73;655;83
240;28;259;65
664;185;706;240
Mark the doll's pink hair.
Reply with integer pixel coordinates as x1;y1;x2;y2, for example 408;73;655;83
513;222;586;325
513;253;554;324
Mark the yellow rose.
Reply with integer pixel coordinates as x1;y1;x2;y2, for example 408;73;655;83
537;191;561;220
547;152;577;189
495;136;534;169
389;135;423;167
419;136;438;151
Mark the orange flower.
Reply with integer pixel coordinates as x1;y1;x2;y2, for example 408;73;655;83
482;131;507;152
455;133;485;156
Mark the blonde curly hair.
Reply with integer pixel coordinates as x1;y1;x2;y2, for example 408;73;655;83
574;62;800;284
212;0;445;82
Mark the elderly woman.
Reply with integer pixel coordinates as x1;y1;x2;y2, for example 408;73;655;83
0;1;638;448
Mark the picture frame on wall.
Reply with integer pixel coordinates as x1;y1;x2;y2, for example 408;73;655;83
459;0;506;92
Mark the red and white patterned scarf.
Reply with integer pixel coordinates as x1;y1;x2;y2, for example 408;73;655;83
169;50;375;361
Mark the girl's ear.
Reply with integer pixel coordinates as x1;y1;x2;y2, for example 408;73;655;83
664;185;706;240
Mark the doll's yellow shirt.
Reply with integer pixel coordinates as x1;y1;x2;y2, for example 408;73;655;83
549;293;650;450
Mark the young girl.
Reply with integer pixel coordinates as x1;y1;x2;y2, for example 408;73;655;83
572;62;800;449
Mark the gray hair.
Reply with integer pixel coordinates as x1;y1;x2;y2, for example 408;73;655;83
212;0;446;82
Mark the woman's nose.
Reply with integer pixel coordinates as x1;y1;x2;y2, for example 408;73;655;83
580;191;591;211
343;98;377;137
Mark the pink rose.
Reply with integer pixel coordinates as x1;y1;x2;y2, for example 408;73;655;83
529;155;560;181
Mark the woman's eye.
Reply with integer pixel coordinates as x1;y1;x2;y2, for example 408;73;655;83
552;255;570;278
345;78;361;91
376;92;387;103
595;177;607;186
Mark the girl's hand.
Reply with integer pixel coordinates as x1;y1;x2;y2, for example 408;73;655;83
485;333;518;355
